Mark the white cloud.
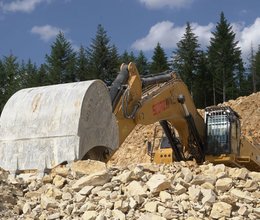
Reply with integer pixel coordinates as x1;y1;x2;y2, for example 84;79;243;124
132;21;214;51
31;25;65;42
132;18;260;60
0;0;55;13
1;0;42;13
234;18;260;58
138;0;194;9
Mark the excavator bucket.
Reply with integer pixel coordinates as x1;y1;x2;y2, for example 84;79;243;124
0;80;119;173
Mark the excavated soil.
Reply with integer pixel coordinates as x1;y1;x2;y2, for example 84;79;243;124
108;92;260;166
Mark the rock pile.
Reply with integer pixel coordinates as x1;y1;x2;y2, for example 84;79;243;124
221;92;260;146
0;161;259;219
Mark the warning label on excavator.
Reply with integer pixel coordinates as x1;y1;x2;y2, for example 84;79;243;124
152;100;169;115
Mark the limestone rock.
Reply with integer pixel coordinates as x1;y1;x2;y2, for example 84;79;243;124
22;202;31;214
72;171;111;191
159;191;172;202
71;160;107;176
125;180;146;196
216;177;233;191
174;183;187;195
230;189;254;202
145;201;159;213
51;166;69;178
248;172;260;182
188;185;201;202
210;202;232;219
146;174;170;193
112;209;125;220
191;174;216;185
82;211;98;220
47;212;60;220
112;170;133;183
230;168;248;179
53;175;66;188
78;185;94;196
238;205;248;216
40;195;58;209
138;213;166;220
201;188;215;205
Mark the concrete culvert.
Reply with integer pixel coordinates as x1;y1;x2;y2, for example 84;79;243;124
82;146;111;162
0;80;119;173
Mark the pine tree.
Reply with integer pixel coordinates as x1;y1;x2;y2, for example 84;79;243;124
3;55;20;95
208;12;244;103
36;64;48;86
108;44;120;82
87;24;119;82
172;22;200;95
150;43;169;74
46;32;77;84
0;55;20;112
120;50;136;65
136;50;149;75
254;45;260;91
193;52;213;108
76;45;91;81
20;59;39;88
0;58;6;112
248;44;257;93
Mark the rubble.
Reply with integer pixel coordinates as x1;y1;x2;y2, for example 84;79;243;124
0;93;259;219
0;160;259;219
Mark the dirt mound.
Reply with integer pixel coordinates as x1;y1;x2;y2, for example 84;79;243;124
108;124;156;166
109;92;260;166
221;92;260;146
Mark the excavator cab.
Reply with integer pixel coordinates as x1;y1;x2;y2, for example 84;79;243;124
205;106;241;157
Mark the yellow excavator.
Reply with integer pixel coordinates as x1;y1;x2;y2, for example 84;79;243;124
0;62;259;174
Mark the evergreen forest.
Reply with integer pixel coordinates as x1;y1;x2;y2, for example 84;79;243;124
1;12;260;113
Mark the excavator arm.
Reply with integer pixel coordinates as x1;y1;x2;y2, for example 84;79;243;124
110;63;205;163
109;63;260;171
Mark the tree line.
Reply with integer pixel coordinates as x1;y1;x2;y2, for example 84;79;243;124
0;12;260;113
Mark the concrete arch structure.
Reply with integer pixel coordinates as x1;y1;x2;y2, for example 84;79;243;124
0;80;119;173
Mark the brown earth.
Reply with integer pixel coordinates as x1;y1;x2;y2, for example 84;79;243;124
108;92;260;166
221;92;260;146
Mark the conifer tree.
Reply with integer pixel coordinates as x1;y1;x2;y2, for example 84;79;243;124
208;12;244;103
254;45;260;91
120;50;136;64
248;44;257;93
20;59;38;88
108;44;120;82
150;43;169;74
172;22;200;95
76;45;90;81
45;32;77;84
136;50;149;75
87;24;119;82
0;55;20;112
2;55;20;97
0;58;6;112
36;64;48;86
193;52;213;108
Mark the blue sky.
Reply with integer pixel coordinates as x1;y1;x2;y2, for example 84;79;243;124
1;0;260;65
